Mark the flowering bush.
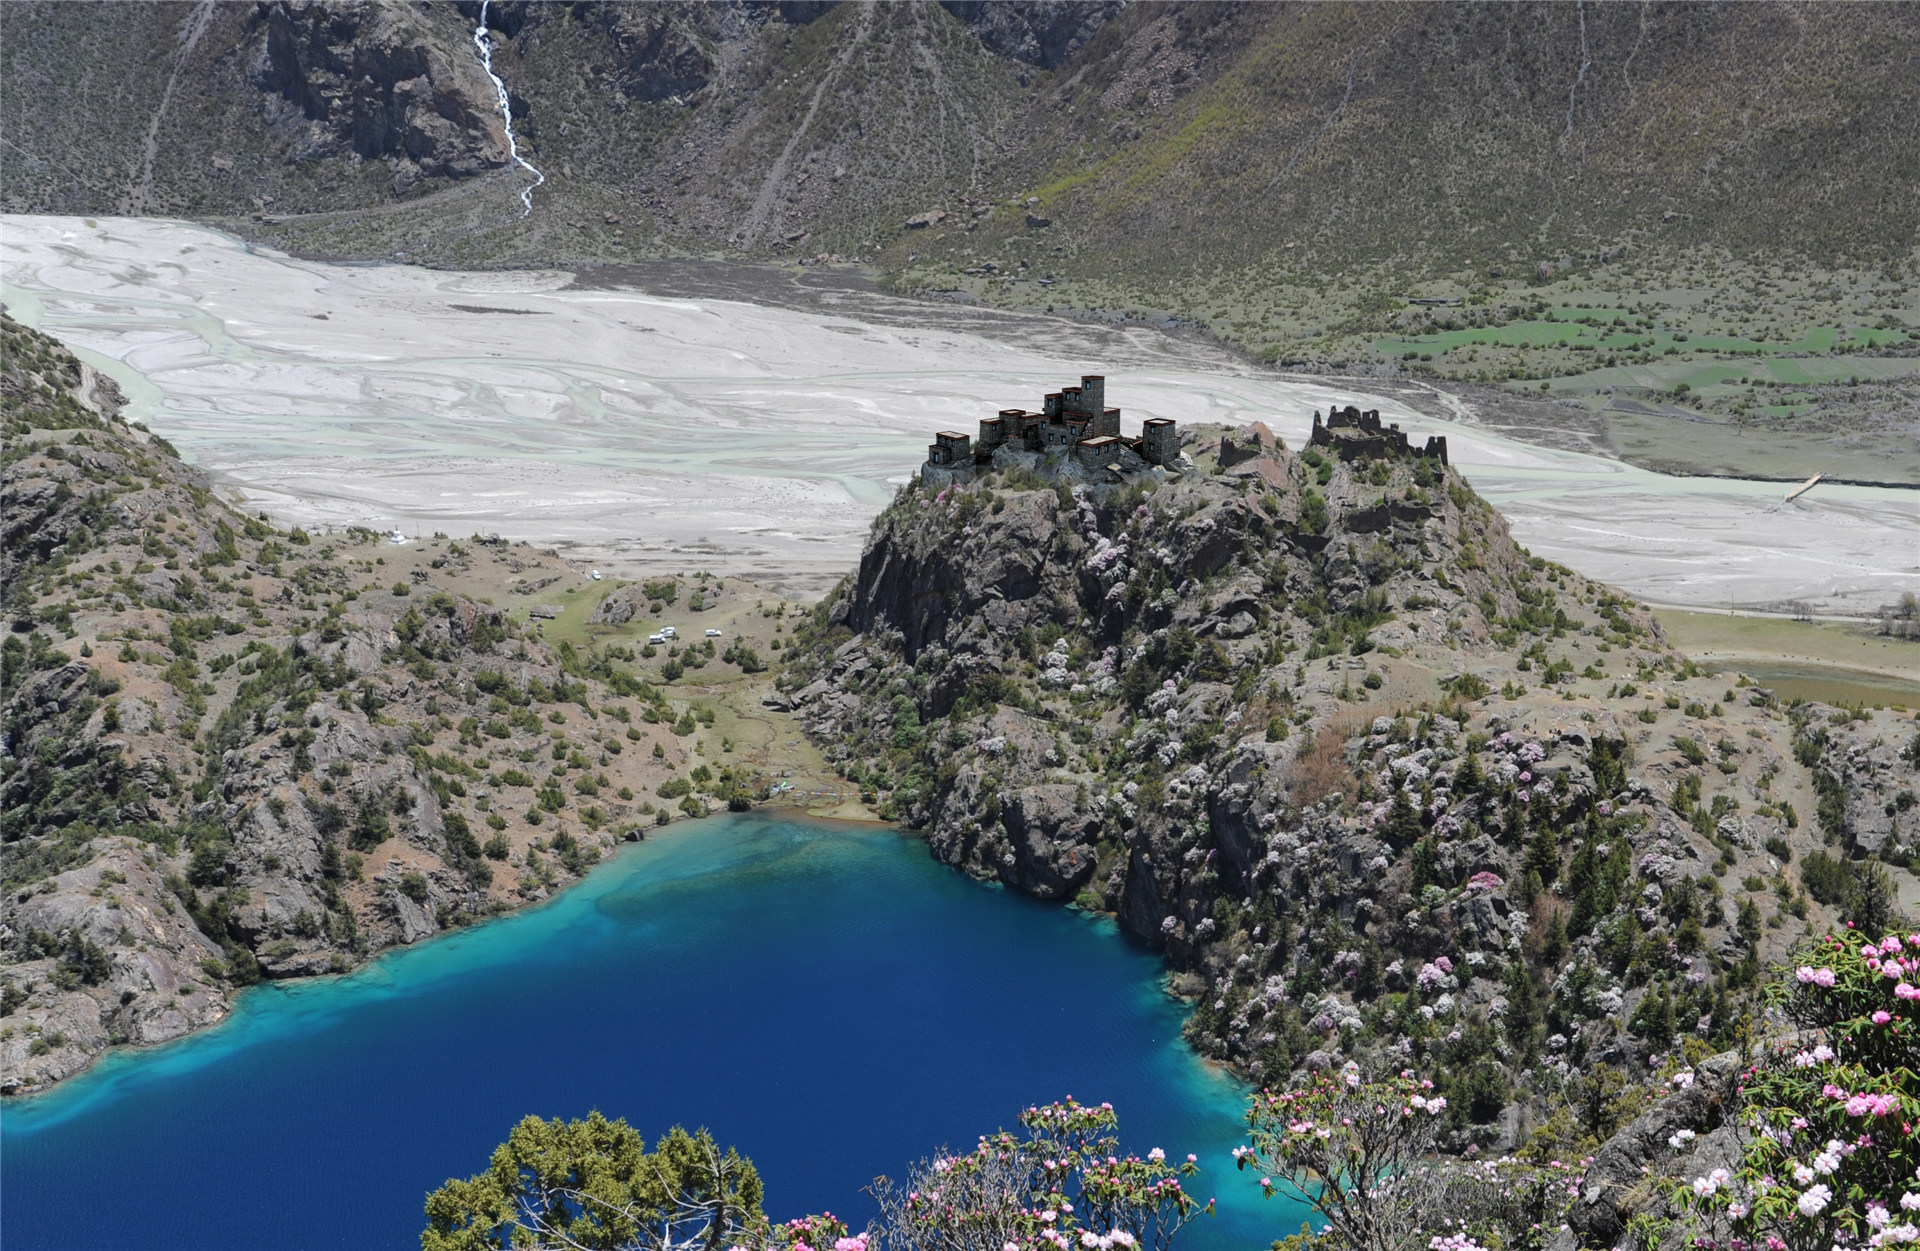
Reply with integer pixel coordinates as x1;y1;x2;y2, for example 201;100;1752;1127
1675;930;1920;1250
428;1104;1203;1251
870;1098;1209;1251
1236;1066;1573;1251
775;1213;870;1251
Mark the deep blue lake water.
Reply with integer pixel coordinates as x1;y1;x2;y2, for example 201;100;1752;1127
2;813;1306;1250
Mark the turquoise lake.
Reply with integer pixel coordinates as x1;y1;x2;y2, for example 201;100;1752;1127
2;813;1305;1249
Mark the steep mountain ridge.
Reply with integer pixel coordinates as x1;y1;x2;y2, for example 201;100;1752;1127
2;0;516;214
781;421;1917;1150
7;1;1914;274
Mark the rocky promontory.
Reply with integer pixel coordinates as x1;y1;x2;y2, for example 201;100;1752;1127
0;317;787;1093
783;420;1917;1151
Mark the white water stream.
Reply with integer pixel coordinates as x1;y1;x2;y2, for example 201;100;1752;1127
2;215;1915;607
472;0;543;217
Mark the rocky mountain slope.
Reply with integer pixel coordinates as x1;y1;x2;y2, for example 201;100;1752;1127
781;423;1917;1151
8;1;1914;473
0;317;781;1093
7;2;1915;279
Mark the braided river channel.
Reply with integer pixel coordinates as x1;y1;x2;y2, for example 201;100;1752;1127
1;814;1304;1251
4;214;1915;611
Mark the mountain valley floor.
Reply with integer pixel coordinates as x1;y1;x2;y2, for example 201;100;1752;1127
3;213;1915;623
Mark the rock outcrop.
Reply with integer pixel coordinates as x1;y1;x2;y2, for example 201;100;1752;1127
936;1;1126;69
0;842;231;1092
1;317;699;1094
1559;1050;1745;1250
248;0;508;190
785;421;1911;1141
1819;719;1919;859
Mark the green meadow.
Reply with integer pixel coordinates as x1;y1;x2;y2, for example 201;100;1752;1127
1376;317;1911;387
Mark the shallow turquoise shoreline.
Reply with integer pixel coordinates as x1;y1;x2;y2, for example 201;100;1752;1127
4;813;1308;1250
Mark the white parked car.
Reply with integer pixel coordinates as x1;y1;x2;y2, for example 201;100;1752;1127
705;628;723;637
589;569;602;581
648;633;667;645
661;626;678;639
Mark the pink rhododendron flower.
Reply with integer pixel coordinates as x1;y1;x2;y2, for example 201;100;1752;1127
1693;1169;1731;1197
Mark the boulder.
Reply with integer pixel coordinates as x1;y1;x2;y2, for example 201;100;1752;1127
1566;1050;1743;1248
590;584;643;625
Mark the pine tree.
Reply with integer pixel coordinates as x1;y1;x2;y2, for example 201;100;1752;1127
1540;909;1568;965
1526;820;1560;886
1387;785;1422;848
1454;747;1484;795
1411;836;1441;894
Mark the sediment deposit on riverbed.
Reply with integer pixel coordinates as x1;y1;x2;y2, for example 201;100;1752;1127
4;215;1914;611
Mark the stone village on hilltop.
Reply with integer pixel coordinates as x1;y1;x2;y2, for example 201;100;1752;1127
918;375;1448;487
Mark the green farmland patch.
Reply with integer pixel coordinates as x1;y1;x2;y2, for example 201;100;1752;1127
1376;320;1585;355
1380;319;1908;367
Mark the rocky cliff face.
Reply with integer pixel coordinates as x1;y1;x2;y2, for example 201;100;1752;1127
9;1;1912;290
0;0;514;216
0;0;1100;221
936;1;1125;69
786;423;1917;1147
0;316;724;1093
1555;1047;1745;1251
1819;721;1920;862
248;1;508;193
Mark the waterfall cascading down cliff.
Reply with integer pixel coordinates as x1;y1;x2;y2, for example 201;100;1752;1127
472;0;544;217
